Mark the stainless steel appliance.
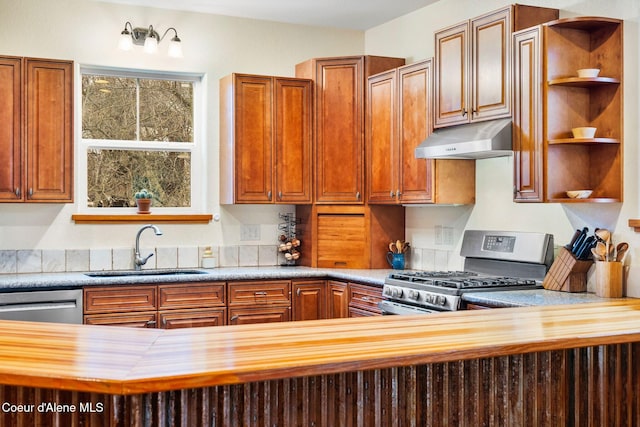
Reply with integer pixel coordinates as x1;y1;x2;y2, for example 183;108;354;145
0;289;83;324
380;230;554;315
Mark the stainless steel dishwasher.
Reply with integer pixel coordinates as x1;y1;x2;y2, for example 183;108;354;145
0;289;83;324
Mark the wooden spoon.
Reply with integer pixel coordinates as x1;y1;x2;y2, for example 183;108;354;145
616;242;629;262
591;247;604;261
595;228;611;243
593;241;607;261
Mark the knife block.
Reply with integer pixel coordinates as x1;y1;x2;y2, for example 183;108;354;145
543;247;593;292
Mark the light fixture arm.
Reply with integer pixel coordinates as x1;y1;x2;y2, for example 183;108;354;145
159;27;180;43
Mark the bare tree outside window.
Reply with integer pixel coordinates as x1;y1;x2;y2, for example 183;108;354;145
82;74;194;208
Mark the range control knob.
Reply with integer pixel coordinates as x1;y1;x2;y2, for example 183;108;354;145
391;288;403;298
384;287;393;296
408;290;420;301
436;296;447;306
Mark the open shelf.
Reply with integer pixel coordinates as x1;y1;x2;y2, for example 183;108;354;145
552;197;621;204
548;77;620;87
548;138;619;145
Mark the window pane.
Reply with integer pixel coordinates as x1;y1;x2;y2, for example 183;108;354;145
87;149;191;208
140;80;193;142
82;76;136;140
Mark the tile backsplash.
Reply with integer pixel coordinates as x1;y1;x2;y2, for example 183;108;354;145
0;245;281;274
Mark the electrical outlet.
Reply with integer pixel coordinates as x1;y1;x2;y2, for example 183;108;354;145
434;225;443;245
240;224;261;241
443;227;454;245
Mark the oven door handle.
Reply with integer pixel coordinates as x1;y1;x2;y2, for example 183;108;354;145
378;300;439;315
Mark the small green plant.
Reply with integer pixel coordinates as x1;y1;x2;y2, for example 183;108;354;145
134;188;153;199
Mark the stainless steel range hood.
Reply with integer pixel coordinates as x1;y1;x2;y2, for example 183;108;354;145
415;118;513;159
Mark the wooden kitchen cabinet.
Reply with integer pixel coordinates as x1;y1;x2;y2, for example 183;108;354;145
327;281;349;319
348;283;383;317
220;73;312;204
296;204;405;269
227;280;291;325
292;280;326;321
434;5;558;128
295;55;405;203
0;56;73;202
513;17;623;203
366;59;475;205
83;282;227;329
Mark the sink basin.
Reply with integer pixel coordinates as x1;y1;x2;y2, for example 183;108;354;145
85;269;209;278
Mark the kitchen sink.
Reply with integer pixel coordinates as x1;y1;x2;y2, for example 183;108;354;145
85;269;210;278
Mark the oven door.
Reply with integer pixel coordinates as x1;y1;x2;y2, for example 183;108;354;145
378;300;441;315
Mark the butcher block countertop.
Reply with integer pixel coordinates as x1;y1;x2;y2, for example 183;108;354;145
2;299;640;395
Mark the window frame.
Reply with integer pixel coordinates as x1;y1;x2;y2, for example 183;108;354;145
75;64;207;215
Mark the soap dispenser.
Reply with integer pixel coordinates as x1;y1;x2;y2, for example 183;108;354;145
201;246;217;268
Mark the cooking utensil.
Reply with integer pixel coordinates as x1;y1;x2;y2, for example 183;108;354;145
591;247;604;261
389;242;396;253
566;229;582;249
575;236;595;260
396;240;403;253
595;228;610;243
615;242;629;262
594;241;607;261
571;227;588;255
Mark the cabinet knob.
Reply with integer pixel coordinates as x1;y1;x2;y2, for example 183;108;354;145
267;191;272;201
390;191;395;198
14;188;21;197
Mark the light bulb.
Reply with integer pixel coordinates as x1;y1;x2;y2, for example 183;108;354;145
143;35;158;54
168;37;183;58
118;31;133;51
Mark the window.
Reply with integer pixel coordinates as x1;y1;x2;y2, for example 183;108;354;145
78;66;205;213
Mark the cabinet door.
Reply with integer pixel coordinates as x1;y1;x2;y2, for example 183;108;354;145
233;75;273;203
366;70;397;204
84;312;158;328
435;22;469;128
327;281;349;319
314;57;364;203
292;280;326;321
397;60;433;203
513;27;543;202
0;56;22;202
274;78;312;204
316;210;369;269
159;308;226;329
24;58;73;202
471;7;512;122
228;306;290;325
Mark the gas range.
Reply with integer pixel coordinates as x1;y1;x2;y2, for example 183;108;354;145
380;230;554;314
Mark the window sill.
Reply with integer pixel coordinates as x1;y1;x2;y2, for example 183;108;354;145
71;214;213;224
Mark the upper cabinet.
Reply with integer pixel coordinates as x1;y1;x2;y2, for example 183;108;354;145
220;73;313;204
0;56;74;203
434;5;559;128
366;59;475;205
513;17;623;203
295;55;405;204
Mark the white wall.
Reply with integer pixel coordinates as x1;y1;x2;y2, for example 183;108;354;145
365;0;640;294
0;0;364;251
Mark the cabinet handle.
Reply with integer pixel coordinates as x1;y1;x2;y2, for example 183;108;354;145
296;288;301;296
230;315;238;321
462;109;467;117
278;191;282;200
397;190;401;197
146;320;156;327
361;296;370;301
390;191;395;198
255;291;268;296
14;188;21;197
267;191;272;201
28;188;33;198
356;191;361;200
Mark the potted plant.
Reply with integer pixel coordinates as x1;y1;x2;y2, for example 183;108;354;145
134;189;153;214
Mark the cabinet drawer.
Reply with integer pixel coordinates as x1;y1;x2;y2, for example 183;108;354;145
84;311;157;328
228;281;291;306
158;282;225;310
84;286;157;314
159;308;226;329
348;283;383;314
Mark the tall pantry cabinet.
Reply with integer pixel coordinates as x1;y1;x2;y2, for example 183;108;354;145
513;17;623;202
0;56;74;203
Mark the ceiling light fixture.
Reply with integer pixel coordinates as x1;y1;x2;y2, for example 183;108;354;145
118;21;183;58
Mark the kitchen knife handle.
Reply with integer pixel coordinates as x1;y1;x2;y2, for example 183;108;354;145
566;229;581;249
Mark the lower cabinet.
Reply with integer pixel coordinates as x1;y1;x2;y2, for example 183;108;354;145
83;278;382;328
227;280;291;325
83;282;226;328
348;283;383;317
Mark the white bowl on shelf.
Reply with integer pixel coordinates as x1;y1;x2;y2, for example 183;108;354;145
572;127;597;138
566;190;593;199
577;68;600;78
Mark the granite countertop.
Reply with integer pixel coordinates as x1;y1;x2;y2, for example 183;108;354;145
0;267;628;307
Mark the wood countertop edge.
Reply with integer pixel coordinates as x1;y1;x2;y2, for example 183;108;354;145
2;301;640;395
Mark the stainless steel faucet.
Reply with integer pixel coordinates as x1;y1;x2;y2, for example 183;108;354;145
134;224;163;270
